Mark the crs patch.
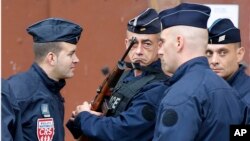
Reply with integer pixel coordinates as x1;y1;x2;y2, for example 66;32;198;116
37;118;55;141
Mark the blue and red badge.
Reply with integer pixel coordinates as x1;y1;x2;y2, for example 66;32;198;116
37;103;54;141
37;118;55;141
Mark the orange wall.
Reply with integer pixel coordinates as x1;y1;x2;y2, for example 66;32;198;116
2;0;149;140
2;0;250;140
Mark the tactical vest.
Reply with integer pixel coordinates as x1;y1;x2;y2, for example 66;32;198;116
106;71;166;117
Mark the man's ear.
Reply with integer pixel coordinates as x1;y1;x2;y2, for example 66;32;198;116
176;35;184;52
236;46;245;63
46;52;57;65
125;38;129;49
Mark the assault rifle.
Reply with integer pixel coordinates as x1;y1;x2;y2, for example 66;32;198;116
77;37;137;141
91;36;136;113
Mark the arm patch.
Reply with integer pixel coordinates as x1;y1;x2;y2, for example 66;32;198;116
162;109;178;127
142;105;156;121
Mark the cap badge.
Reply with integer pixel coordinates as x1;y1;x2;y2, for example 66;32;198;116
218;35;226;42
140;28;146;31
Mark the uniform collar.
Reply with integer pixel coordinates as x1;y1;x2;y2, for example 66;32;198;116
32;63;66;93
227;65;247;85
140;59;163;75
124;59;163;82
169;57;209;84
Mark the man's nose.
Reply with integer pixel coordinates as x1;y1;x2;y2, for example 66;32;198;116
135;43;143;55
158;45;163;55
73;55;80;63
210;54;219;66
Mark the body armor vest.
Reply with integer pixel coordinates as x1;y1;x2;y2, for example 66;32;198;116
106;71;166;117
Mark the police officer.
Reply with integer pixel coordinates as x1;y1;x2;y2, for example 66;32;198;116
1;79;23;141
153;3;245;141
67;8;170;141
7;18;83;141
206;18;250;124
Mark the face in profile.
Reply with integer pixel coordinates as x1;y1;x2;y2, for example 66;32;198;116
53;42;80;79
125;31;160;67
206;43;244;80
158;29;177;75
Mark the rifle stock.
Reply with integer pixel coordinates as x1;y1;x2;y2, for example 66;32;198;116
77;37;136;141
91;61;126;112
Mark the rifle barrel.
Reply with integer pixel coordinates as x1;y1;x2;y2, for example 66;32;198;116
120;37;136;61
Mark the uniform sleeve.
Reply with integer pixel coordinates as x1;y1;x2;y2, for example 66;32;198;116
73;83;168;141
1;92;16;141
1;79;23;141
153;98;201;141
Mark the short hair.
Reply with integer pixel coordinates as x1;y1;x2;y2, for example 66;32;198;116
33;42;62;63
235;42;241;48
171;26;209;48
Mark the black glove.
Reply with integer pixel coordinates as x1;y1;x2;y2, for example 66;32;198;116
66;120;82;139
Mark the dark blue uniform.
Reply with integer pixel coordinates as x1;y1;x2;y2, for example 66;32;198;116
7;63;66;141
1;79;23;141
71;61;169;141
153;57;245;141
227;65;250;124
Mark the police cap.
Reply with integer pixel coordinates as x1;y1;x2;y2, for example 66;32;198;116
127;8;162;34
27;18;83;44
159;3;211;29
208;18;241;44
